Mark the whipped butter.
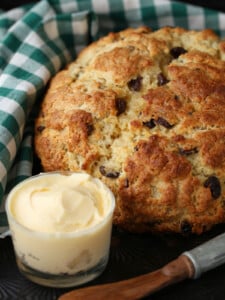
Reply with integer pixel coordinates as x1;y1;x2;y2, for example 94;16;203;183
6;172;115;287
11;173;110;233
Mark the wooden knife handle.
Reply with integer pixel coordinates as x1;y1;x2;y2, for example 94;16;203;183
58;255;194;300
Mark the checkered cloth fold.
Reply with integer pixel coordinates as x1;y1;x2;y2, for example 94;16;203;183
1;0;225;236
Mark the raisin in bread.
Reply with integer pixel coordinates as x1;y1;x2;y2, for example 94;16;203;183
34;26;225;234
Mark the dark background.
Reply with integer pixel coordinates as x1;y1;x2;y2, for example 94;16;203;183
0;0;225;12
1;1;225;300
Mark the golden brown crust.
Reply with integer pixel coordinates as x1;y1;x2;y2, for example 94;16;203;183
35;26;225;234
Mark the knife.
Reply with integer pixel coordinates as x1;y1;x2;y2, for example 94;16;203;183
59;232;225;300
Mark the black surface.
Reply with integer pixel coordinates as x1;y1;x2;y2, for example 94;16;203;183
1;0;225;12
1;225;225;300
176;0;225;13
0;0;39;10
1;1;225;299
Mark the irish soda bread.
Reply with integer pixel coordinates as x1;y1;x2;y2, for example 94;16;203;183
35;26;225;234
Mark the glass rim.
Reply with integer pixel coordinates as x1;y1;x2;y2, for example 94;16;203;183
5;171;115;238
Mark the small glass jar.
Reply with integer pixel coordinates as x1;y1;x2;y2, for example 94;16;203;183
6;172;115;288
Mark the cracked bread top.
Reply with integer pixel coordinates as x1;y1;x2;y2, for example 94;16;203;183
35;26;225;234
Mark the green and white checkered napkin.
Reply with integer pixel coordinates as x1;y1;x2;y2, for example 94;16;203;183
1;0;225;236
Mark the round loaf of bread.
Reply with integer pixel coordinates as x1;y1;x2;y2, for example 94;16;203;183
35;26;225;234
